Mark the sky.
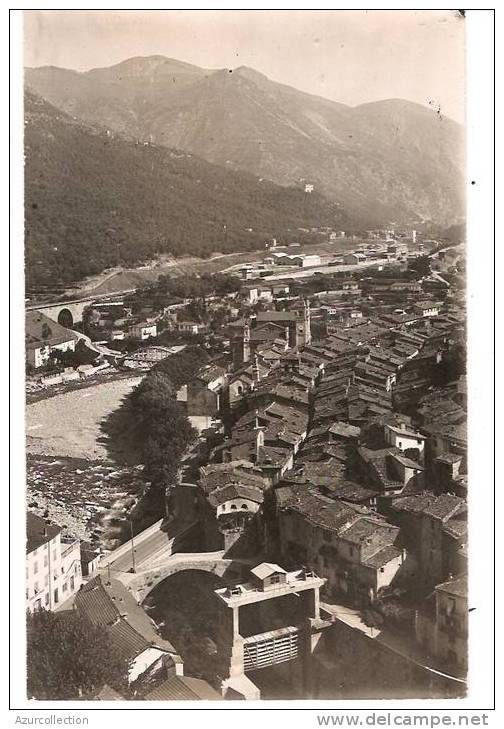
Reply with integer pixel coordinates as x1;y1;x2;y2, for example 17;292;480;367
23;9;465;123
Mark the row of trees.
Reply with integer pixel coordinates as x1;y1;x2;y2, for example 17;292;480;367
130;272;242;311
128;347;209;484
129;373;196;485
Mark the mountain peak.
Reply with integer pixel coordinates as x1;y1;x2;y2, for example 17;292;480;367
232;66;269;84
86;55;207;80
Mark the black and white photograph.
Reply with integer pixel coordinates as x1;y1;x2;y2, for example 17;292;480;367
7;6;495;718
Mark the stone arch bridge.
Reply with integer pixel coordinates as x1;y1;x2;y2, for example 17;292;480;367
98;519;253;602
26;289;136;327
118;551;251;603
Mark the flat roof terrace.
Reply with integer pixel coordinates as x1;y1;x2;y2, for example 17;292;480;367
215;569;325;607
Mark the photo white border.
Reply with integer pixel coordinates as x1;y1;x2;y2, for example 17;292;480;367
5;3;496;722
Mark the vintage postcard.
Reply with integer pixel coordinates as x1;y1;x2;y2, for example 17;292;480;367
8;6;495;721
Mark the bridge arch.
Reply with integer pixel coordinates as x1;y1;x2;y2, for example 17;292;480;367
57;307;74;328
122;554;250;603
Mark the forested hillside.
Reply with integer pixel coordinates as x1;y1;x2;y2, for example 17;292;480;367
25;92;346;288
26;56;465;228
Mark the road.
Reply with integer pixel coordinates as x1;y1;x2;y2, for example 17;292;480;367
263;257;399;281
74;330;123;358
321;602;466;686
100;518;199;573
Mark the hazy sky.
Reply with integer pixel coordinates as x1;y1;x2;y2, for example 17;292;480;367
24;9;465;123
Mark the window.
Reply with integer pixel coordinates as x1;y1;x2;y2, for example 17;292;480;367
44;575;49;587
43;555;48;567
54;588;59;604
230;504;237;510
34;581;39;594
270;575;281;585
398;441;402;448
45;592;49;606
241;504;248;509
63;581;68;593
33;561;38;574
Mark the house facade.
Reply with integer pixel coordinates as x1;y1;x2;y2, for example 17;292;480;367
26;512;82;612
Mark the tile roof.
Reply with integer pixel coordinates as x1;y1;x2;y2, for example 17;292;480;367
278;485;361;533
251;562;287;580
26;511;61;553
363;545;403;568
339;517;399;546
391;492;466;521
108;618;149;663
144;675;221;701
25;310;78;348
75;576;178;658
207;483;264;508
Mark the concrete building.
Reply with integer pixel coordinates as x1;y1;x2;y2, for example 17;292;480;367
26;512;82;612
214;563;327;699
415;574;468;675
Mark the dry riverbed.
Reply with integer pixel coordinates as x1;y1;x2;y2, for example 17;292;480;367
26;376;148;548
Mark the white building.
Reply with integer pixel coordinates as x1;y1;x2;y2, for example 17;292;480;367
26;311;77;369
26;512;82;612
177;321;207;335
290;254;321;268
414;302;440;318
130;321;158;340
384;423;426;455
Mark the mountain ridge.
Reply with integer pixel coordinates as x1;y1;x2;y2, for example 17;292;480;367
24;91;348;288
25;55;464;226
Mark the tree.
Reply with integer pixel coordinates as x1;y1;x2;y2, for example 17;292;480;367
408;255;431;278
27;609;125;700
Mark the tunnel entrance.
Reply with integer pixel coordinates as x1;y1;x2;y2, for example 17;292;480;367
57;308;74;329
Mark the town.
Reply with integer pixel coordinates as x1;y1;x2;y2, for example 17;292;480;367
25;229;467;701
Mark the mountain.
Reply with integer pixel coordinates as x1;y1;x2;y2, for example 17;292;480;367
24;92;347;288
25;56;465;227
